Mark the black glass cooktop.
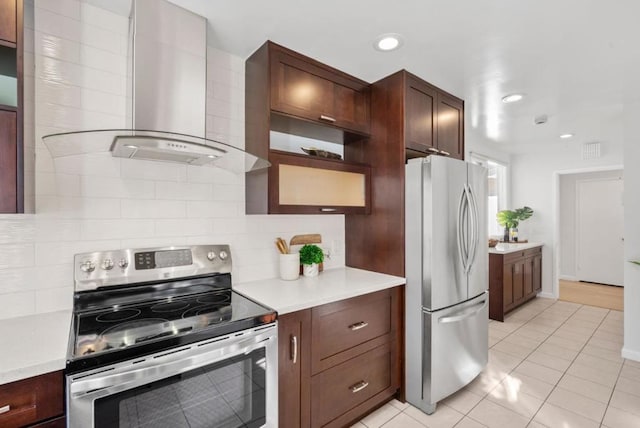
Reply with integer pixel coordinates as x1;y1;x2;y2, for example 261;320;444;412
68;274;276;372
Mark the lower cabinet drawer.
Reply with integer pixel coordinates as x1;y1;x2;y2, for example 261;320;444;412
311;343;391;428
0;371;64;428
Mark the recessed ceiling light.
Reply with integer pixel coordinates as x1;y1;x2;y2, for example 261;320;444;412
502;93;525;103
374;33;403;52
207;154;219;159
560;133;574;139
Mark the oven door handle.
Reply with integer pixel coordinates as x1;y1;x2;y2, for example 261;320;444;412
69;330;275;398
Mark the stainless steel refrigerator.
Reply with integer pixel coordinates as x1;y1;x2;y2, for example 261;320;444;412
405;156;489;415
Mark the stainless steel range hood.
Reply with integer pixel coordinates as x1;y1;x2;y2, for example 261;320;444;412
42;0;269;173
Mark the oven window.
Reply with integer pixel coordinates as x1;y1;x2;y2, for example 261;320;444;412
94;348;266;428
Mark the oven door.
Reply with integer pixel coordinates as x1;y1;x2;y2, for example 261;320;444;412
67;324;277;428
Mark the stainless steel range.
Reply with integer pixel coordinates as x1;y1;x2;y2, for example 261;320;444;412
66;245;277;428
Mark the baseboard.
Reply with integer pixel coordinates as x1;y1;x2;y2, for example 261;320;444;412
559;275;578;281
537;292;556;299
622;347;640;362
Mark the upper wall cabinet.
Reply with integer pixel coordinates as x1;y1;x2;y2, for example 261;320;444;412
245;41;371;215
404;72;464;160
0;0;17;45
270;49;370;135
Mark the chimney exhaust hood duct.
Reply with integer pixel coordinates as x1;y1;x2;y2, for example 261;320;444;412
42;0;269;174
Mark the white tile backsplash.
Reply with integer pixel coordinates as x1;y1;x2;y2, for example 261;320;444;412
0;1;345;320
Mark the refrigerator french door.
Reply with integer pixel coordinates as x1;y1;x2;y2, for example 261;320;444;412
405;156;488;415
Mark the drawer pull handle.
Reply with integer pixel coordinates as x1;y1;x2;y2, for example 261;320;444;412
439;150;451;156
320;208;337;212
427;147;439;153
349;381;369;393
0;405;10;415
290;335;298;364
349;321;369;331
319;114;336;123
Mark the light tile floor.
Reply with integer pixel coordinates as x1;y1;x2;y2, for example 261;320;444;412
354;297;640;428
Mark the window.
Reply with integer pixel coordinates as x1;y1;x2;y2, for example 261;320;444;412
469;154;508;238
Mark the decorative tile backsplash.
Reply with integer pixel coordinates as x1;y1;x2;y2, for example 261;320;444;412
0;0;345;320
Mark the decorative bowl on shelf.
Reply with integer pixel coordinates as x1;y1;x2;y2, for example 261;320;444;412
301;147;342;160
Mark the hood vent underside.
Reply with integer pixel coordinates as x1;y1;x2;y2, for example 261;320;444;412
42;129;270;173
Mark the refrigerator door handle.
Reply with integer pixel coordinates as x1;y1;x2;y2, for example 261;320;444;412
438;299;487;324
466;186;480;272
457;187;469;272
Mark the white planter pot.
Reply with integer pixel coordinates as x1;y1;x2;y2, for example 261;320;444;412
279;253;300;281
302;263;319;277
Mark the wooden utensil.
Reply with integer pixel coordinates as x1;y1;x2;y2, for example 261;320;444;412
289;234;322;246
275;238;288;254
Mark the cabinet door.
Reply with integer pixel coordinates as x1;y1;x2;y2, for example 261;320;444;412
524;257;534;296
405;75;436;154
270;50;370;134
436;92;464;160
502;262;514;308
0;109;17;213
513;260;525;302
0;0;17;45
278;310;311;428
533;254;542;292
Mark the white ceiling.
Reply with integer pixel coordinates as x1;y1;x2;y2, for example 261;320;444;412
91;0;640;152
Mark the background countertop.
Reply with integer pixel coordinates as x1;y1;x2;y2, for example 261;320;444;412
489;242;543;254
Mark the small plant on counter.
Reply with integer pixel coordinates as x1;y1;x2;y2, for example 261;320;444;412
497;206;534;242
299;244;324;277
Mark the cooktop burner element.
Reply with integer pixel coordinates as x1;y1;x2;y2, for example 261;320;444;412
67;245;277;373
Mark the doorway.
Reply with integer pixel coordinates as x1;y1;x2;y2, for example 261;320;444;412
556;168;624;305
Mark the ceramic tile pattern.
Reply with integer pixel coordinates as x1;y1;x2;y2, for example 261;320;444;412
0;0;346;319
356;297;638;428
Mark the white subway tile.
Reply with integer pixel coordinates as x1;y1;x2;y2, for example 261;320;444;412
0;291;36;320
79;66;126;95
35;286;73;313
121;200;187;219
35;8;81;42
36;0;81;20
121;159;187;182
35;172;81;197
34;264;73;289
155;182;213;201
35;240;121;266
153;219;214;238
53;154;121;177
0;244;35;269
81;88;126;116
187;201;239;218
42;197;122;219
35;32;81;63
80;176;155;199
0;267;36;293
81;110;126;129
37;79;82;108
120;237;189;249
187;165;238;184
0;218;35;244
80;24;127;55
212;184;243;202
35;219;81;242
80;219;155;241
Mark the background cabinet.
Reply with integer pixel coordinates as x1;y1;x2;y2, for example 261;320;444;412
489;246;543;321
0;371;65;428
0;0;23;213
278;287;403;428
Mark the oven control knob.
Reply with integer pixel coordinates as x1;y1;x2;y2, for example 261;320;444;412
101;259;114;270
219;250;228;260
207;251;216;261
117;258;129;269
80;260;95;273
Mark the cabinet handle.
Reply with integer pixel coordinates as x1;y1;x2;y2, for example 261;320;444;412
0;405;10;415
349;380;369;393
349;321;369;331
320;208;337;212
427;147;439;153
439;150;451;156
319;114;336;123
290;335;298;364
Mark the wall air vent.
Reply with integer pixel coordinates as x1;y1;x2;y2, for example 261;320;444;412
582;142;601;160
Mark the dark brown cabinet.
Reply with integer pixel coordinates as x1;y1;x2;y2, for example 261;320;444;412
490;246;543;321
436;92;464;159
0;0;22;213
0;371;65;428
270;49;370;134
278;287;403;428
246;41;372;215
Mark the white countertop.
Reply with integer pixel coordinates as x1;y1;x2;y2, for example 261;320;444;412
0;267;403;386
489;242;543;254
235;267;406;315
0;310;71;386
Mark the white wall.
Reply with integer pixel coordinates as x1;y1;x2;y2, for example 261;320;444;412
510;139;623;298
0;0;345;320
558;169;623;279
623;102;640;361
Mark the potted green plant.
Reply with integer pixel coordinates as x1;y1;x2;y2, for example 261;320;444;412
496;206;533;242
299;244;324;277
